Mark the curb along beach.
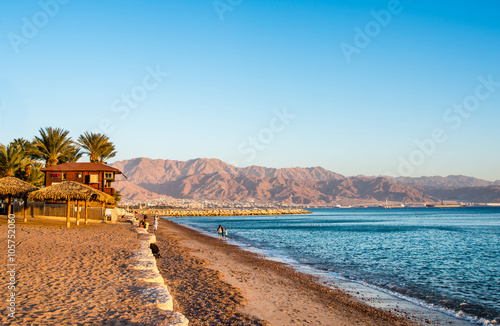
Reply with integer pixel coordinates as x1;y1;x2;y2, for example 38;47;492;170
0;215;188;326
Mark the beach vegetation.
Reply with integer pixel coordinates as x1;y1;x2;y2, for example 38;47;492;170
77;132;116;163
112;190;122;203
0;127;118;187
0;143;25;177
31;127;78;167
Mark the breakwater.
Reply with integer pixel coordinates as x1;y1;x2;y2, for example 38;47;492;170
139;208;311;217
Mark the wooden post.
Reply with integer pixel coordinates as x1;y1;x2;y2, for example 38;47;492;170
76;200;80;226
66;199;71;228
102;202;106;223
23;195;28;222
7;195;12;216
85;200;89;225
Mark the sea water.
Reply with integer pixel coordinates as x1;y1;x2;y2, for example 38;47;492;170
164;207;500;324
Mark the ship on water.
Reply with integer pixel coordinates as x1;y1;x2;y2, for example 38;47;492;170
426;200;466;208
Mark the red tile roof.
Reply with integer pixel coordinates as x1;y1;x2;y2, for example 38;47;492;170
41;163;122;173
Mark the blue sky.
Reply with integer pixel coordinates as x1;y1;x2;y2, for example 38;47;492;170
1;0;499;180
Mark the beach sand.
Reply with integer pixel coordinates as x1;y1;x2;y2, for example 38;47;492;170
153;218;417;326
0;217;183;326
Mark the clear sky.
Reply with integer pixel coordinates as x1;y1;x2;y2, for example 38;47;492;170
1;0;499;180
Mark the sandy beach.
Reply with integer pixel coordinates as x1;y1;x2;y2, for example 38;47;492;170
153;217;417;326
0;217;184;326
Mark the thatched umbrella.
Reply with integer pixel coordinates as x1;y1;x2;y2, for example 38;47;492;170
28;181;114;228
0;177;39;221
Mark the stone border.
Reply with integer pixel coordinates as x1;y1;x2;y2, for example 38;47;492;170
126;215;189;326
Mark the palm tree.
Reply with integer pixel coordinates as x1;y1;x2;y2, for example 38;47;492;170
98;143;117;163
59;147;83;164
0;143;25;177
28;162;45;188
31;127;77;167
78;132;116;163
12;138;35;181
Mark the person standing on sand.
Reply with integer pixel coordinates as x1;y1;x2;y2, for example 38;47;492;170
153;215;158;231
217;225;223;239
140;216;149;230
224;227;228;240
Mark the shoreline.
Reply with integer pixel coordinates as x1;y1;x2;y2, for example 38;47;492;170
153;217;418;325
139;208;311;217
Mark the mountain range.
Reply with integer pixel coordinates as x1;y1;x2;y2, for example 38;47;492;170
111;158;500;205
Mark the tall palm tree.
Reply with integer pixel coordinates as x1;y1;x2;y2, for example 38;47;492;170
78;132;117;163
59;147;83;164
98;143;117;164
31;127;77;167
12;138;35;181
0;143;25;177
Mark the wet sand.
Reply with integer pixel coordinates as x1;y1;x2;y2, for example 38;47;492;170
153;218;418;326
0;217;183;326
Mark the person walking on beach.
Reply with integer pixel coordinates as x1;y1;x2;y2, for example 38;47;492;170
217;225;223;239
224;227;228;241
153;215;158;231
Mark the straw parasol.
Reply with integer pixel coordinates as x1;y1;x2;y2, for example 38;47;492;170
29;181;115;228
0;176;39;221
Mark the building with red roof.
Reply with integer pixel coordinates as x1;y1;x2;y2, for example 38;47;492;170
41;163;123;196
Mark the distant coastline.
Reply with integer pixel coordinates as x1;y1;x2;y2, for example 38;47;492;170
139;208;311;217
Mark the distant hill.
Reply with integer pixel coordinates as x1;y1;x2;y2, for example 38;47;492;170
112;158;437;204
389;175;495;188
112;157;345;184
421;186;500;203
111;158;499;205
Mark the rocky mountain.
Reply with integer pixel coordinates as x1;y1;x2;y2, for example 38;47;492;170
111;158;499;205
421;186;500;203
113;180;165;202
389;175;495;188
112;157;345;184
112;158;436;204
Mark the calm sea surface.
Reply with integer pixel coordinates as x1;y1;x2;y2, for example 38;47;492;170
164;207;500;324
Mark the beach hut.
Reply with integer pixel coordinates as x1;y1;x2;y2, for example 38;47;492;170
28;181;115;228
0;176;39;221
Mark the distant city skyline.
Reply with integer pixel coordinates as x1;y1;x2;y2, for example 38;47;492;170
1;1;499;181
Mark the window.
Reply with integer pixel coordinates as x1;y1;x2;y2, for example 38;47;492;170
77;172;82;179
89;174;99;183
61;173;67;180
105;180;112;188
49;173;61;178
104;172;114;179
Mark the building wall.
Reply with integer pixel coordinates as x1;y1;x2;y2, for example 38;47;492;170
45;170;116;195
